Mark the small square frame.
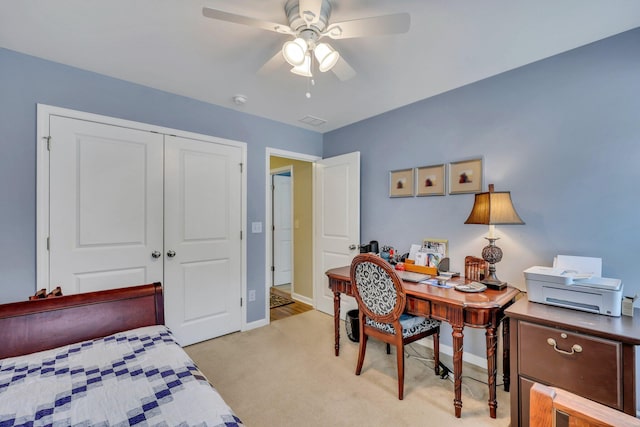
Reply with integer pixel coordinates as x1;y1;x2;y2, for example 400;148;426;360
389;168;414;197
415;164;446;196
449;158;483;194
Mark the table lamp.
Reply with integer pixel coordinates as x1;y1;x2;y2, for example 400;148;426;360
464;184;524;289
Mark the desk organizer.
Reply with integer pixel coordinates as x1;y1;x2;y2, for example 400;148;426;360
404;259;438;275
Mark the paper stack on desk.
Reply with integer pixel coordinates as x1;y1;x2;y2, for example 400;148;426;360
554;255;602;278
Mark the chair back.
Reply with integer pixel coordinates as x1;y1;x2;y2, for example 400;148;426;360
465;255;488;281
350;254;405;324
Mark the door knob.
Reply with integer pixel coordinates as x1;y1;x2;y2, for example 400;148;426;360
167;250;176;258
349;244;358;250
151;251;161;259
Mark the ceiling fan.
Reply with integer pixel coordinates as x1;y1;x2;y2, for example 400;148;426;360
202;0;410;82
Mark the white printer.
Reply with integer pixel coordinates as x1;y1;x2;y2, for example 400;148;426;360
524;255;623;317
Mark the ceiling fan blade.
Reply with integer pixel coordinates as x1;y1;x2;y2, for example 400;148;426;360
331;57;356;81
202;7;293;35
299;0;323;25
257;51;286;76
323;13;410;39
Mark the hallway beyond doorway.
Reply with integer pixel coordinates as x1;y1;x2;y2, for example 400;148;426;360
270;285;312;322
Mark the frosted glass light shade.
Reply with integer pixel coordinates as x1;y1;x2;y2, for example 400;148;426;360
314;42;339;72
282;38;308;66
290;54;312;77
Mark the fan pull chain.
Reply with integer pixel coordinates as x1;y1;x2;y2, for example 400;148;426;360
304;55;316;99
306;77;315;99
306;53;316;98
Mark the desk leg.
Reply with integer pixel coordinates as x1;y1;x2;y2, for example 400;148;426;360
486;324;498;419
502;316;510;392
333;291;341;356
452;325;464;418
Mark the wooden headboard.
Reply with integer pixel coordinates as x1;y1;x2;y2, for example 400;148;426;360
0;283;164;359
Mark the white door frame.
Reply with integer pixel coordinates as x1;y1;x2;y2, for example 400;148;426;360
36;104;249;331
264;148;321;324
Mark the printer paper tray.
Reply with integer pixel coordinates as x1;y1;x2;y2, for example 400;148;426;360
543;286;602;313
530;284;621;317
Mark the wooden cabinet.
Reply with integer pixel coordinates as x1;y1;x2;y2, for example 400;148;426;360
506;296;640;427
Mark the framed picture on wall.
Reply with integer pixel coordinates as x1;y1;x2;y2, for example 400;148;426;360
448;158;483;194
389;168;414;197
415;164;446;196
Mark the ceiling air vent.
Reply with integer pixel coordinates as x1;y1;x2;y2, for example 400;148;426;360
299;115;327;126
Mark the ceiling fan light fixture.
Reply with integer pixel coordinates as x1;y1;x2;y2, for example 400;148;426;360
290;53;313;77
282;37;308;66
314;42;339;72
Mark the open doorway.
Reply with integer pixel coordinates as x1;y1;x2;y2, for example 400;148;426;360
266;149;319;323
271;167;293;292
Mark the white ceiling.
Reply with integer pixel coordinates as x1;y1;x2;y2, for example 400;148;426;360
1;1;639;132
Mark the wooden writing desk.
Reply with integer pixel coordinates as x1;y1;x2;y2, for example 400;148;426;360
326;265;521;418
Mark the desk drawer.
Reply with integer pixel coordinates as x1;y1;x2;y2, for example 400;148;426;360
518;321;622;409
405;297;431;317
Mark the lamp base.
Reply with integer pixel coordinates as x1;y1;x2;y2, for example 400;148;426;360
481;237;507;290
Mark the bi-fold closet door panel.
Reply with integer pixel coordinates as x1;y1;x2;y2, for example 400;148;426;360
49;116;165;293
164;135;242;345
48;116;242;346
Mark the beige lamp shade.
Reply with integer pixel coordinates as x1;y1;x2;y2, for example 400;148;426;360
464;184;524;225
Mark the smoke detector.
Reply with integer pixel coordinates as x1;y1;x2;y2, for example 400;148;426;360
232;94;247;105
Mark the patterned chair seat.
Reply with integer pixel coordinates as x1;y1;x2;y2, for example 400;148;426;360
366;315;441;338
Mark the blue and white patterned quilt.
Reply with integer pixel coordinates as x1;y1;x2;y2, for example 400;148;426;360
0;325;243;427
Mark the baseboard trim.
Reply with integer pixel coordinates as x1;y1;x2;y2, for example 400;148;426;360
292;292;313;306
245;318;268;331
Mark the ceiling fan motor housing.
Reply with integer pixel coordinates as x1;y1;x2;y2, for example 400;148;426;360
285;0;332;35
298;29;319;48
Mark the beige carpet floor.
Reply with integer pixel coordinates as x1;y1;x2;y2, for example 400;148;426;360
185;310;511;427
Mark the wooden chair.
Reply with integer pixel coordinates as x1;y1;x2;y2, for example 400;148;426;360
530;382;640;427
465;255;489;281
350;253;441;400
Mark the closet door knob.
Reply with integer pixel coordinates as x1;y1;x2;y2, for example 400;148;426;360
151;251;161;258
167;250;176;258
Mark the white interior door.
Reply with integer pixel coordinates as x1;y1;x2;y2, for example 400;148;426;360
272;173;292;287
49;116;164;294
314;152;360;315
164;135;243;346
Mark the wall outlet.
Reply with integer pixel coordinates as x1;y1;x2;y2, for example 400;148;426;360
251;222;262;233
248;290;256;302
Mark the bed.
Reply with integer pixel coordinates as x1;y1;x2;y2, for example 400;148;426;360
0;283;243;426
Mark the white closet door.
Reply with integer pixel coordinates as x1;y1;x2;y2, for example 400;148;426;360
272;173;292;286
164;135;243;346
49;116;164;294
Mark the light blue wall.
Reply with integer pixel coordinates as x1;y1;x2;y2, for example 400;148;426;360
2;25;639;357
0;48;322;322
324;28;640;355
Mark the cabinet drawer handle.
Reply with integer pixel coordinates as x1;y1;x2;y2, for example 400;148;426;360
547;338;583;355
